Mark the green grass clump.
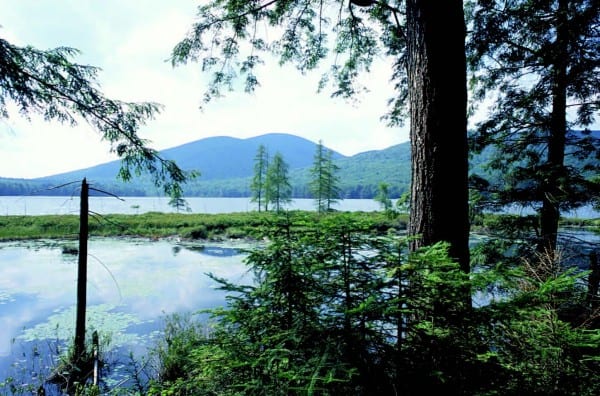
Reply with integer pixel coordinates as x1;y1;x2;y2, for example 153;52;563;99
0;211;408;241
0;215;80;240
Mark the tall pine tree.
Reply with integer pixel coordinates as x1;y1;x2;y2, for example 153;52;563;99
466;0;600;254
250;144;269;212
266;152;292;212
309;140;340;213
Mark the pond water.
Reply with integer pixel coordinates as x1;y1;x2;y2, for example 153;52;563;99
0;196;597;391
0;237;252;388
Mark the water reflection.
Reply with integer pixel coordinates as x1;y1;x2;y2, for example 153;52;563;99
178;243;244;257
0;238;250;383
1;231;596;386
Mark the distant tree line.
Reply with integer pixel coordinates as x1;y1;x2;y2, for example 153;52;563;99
0;152;409;199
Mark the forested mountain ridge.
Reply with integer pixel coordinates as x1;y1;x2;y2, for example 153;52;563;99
0;131;595;199
32;133;344;182
0;133;402;198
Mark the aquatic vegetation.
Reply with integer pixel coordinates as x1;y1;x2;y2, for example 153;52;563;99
19;304;149;350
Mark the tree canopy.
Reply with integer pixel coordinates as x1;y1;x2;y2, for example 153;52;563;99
466;0;600;253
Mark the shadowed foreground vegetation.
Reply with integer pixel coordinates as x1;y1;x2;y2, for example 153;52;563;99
1;211;598;395
148;213;598;396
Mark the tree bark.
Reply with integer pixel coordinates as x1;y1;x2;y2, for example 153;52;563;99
406;0;470;272
539;0;569;254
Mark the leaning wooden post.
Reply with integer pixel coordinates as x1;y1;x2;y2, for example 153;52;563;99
74;178;89;360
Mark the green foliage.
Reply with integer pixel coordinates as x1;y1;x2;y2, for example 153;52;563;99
395;242;480;394
0;38;191;196
374;182;393;213
149;213;403;395
395;190;410;214
310;141;341;213
0;211;406;242
151;313;209;385
0;215;81;239
466;0;600;251
265;152;292;212
467;0;599;128
333;140;411;198
474;248;600;395
250;144;270;211
168;190;192;213
144;215;599;395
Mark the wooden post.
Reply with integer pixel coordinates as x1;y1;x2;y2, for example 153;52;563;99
92;330;99;386
74;178;89;360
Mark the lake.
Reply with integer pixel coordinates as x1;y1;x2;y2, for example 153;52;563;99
0;196;597;218
0;196;384;216
0;237;253;391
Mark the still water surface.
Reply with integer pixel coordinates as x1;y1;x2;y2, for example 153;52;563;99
0;237;252;386
0;196;383;216
0;195;597;217
0;196;597;389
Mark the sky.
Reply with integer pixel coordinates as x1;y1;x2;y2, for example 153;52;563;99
0;0;407;179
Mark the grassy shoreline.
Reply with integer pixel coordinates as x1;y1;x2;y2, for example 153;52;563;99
0;211;408;241
0;211;596;242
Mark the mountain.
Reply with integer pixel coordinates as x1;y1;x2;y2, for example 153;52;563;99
286;143;411;198
36;133;345;182
0;130;595;199
0;133;404;198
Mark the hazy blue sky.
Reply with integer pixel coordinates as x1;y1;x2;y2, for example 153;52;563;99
0;1;407;179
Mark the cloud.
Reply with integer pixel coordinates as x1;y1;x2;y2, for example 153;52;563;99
0;1;407;179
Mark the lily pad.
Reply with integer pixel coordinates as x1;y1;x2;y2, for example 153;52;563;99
18;304;151;350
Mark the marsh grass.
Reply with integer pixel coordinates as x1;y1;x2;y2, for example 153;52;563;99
0;211;407;241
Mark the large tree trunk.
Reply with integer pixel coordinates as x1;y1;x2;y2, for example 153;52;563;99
406;0;470;272
539;0;569;255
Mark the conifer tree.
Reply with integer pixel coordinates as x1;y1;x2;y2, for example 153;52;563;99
168;189;192;213
250;144;269;211
265;152;292;212
466;0;600;254
309;140;340;213
375;182;393;212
